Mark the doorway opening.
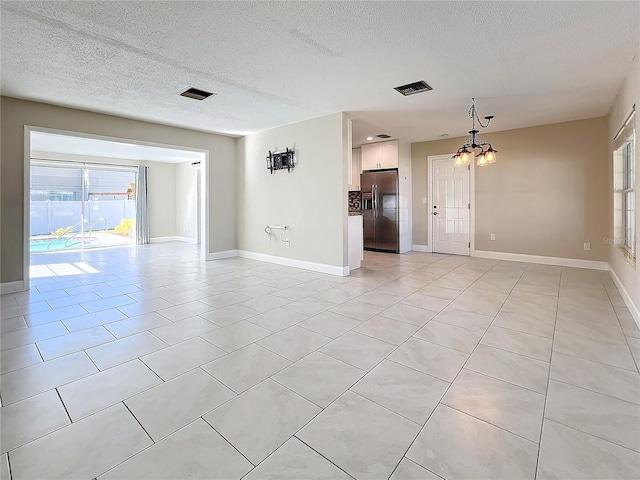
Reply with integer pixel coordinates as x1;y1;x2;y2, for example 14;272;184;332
24;127;209;289
428;154;474;255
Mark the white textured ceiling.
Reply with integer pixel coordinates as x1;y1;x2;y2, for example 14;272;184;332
2;1;639;145
31;132;204;163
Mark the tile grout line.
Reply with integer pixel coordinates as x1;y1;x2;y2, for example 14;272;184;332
290;436;357;480
535;265;562;478
541;417;640;454
122;401;155;444
6;451;13;480
33;341;45;363
203;421;256;469
442;402;541;444
546;342;639;373
472;335;552;363
547;377;640;406
55;387;73;423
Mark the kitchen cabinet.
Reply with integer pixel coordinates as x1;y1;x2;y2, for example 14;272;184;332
361;140;398;170
349;148;361;189
348;214;363;270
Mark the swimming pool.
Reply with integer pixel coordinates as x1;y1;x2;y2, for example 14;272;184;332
29;238;99;252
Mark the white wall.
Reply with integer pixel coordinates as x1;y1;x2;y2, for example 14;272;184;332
175;161;198;241
608;48;639;320
398;139;412;253
237;113;348;272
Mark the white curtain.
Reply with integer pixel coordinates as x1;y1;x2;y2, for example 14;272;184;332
136;166;150;244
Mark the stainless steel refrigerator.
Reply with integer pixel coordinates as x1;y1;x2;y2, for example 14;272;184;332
360;169;399;253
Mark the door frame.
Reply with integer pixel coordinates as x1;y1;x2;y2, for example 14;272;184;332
30;160;139;250
427;154;476;256
23;125;210;292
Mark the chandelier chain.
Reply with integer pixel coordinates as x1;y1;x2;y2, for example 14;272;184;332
468;97;492;130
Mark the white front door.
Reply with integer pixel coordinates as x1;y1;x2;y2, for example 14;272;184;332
431;157;470;255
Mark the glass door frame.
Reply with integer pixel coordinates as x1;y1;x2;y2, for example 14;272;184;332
30;159;138;251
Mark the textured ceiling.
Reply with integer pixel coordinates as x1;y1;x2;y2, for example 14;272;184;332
2;1;639;145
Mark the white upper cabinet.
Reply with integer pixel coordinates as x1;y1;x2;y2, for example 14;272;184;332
350;148;361;189
361;144;379;170
361;140;398;170
378;141;399;169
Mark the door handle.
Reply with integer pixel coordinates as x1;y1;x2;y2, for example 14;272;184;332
372;184;377;217
433;212;439;215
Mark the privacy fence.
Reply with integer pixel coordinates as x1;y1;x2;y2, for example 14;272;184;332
30;200;136;236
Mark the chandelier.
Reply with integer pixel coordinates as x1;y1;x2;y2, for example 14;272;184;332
453;98;498;167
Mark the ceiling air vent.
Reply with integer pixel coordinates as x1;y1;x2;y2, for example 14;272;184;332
179;87;215;101
394;80;433;96
376;134;391;139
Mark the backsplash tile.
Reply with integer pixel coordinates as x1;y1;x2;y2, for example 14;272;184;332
348;191;362;213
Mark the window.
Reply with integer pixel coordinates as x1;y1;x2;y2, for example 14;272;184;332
622;138;635;256
613;108;636;262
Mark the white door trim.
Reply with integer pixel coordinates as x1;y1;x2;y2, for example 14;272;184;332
427;154;475;256
23;125;211;292
22;128;31;293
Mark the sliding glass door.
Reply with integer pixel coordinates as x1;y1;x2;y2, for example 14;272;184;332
30;161;137;252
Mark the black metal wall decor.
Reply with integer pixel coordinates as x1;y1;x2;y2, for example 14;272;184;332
267;148;295;174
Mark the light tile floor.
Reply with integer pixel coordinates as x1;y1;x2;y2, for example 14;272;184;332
1;243;640;479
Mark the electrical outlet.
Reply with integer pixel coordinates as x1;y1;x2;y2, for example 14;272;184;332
584;242;591;251
490;234;496;241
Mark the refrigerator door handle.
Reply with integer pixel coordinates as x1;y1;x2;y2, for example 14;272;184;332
371;185;374;217
373;184;377;217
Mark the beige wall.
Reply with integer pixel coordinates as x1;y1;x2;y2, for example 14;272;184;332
237;113;348;269
608;48;639;313
412;117;610;261
1;97;237;284
175;161;198;241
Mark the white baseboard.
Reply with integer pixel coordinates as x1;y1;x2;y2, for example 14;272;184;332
1;280;27;294
206;249;238;261
412;245;433;253
175;236;198;244
237;250;349;276
608;266;640;329
150;236;179;243
151;236;197;244
473;250;609;270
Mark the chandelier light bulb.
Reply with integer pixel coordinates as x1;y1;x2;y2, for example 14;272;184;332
459;149;471;165
485;147;497;164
